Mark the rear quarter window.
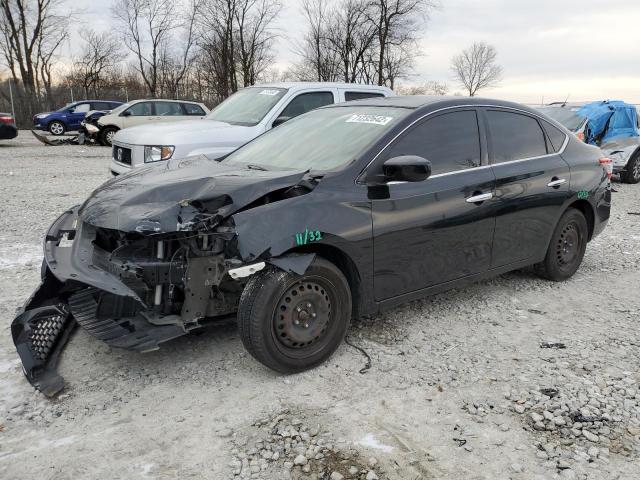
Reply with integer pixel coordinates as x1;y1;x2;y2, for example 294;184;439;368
487;110;548;162
541;120;568;152
183;103;206;115
345;92;385;101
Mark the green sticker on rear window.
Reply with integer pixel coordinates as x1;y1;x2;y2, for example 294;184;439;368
295;228;323;246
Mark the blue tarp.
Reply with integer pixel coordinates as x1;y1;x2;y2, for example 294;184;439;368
577;100;639;145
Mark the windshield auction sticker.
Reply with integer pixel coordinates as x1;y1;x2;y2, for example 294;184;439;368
346;114;393;126
259;89;281;96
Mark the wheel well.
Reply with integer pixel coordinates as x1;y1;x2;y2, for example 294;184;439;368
567;200;595;241
288;244;362;318
48;119;64;127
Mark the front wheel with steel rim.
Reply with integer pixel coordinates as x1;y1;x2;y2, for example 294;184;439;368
535;208;588;282
100;126;118;147
48;120;65;136
621;153;640;184
237;257;352;373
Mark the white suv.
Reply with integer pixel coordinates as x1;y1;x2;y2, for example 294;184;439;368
97;99;209;146
110;82;394;175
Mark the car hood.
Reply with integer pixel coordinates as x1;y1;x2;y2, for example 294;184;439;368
36;112;54;117
113;119;257;147
79;155;309;233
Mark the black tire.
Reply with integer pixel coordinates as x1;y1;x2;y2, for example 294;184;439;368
100;126;118;147
238;257;352;373
535;208;588;281
48;120;65;136
621;153;640;184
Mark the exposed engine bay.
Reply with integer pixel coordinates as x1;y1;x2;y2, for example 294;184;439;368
12;156;321;396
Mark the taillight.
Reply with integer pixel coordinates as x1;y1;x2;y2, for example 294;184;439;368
576;132;585;142
0;116;14;124
599;157;613;180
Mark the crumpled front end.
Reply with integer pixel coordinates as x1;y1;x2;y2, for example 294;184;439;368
12;206;245;396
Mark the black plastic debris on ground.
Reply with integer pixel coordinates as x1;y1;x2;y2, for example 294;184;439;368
540;342;567;349
540;388;560;398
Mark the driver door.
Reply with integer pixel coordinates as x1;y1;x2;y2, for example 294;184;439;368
370;109;497;300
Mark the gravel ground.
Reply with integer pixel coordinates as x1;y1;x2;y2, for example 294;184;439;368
0;131;639;480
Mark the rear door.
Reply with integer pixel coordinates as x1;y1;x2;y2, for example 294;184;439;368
371;109;496;300
154;101;189;122
484;108;572;267
68;102;91;129
122;101;155;127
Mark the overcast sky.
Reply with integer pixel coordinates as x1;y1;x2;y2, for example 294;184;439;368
68;0;640;104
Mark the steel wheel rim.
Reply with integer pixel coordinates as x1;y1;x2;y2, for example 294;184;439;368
272;277;335;357
556;221;582;269
50;123;63;135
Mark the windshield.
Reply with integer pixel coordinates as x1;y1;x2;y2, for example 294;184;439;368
56;102;76;112
108;103;130;115
223;106;407;172
538;107;587;132
206;87;287;126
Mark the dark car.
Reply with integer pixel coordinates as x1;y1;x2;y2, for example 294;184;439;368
12;96;612;395
0;112;18;140
33;100;123;135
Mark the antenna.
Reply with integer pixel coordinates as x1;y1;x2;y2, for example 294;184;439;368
562;94;570;107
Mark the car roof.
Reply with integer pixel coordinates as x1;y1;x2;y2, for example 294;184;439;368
325;95;545;115
127;98;202;104
250;82;393;93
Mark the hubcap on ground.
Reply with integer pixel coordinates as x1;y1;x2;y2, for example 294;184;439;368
557;222;581;267
274;281;332;349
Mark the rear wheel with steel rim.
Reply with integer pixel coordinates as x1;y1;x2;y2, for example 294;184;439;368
621;153;640;184
48;120;65;136
238;257;351;373
535;208;588;281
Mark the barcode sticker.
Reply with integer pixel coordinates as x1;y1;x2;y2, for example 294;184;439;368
346;114;393;126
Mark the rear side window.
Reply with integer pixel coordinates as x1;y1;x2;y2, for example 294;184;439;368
183;103;206;115
487;111;548;162
541;120;568;152
280;92;334;119
126;102;153;116
345;91;385;101
154;102;183;116
384;110;481;176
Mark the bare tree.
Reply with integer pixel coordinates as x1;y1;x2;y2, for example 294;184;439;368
396;80;448;95
112;0;198;97
366;0;436;86
451;42;503;97
293;0;342;82
235;0;281;87
72;29;125;98
0;0;68;113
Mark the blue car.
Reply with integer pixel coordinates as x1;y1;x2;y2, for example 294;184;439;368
33;100;123;135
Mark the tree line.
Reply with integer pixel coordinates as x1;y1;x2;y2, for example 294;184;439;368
0;0;502;127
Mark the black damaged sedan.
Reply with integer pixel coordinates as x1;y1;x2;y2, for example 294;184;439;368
13;96;612;395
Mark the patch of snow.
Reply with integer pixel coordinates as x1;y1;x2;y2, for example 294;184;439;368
356;433;394;453
0;243;42;270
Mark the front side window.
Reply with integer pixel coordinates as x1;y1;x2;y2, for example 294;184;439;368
154;101;183;116
126;102;153;116
279;92;334;119
207;87;287;126
487;110;548;162
383;110;481;176
183;103;206;115
224;106;407;172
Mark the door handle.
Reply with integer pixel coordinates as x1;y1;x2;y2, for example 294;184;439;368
466;192;493;204
547;178;567;188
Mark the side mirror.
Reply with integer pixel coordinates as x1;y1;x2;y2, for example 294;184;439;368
272;116;291;127
383;156;432;183
121;110;132;117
